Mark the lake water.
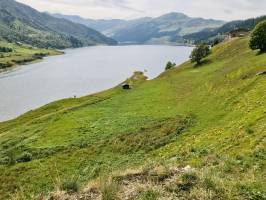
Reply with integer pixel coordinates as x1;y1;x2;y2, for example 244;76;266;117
0;45;192;121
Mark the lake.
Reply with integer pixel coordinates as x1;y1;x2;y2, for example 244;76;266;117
0;45;192;121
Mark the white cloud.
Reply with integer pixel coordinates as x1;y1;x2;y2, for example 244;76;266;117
16;0;266;20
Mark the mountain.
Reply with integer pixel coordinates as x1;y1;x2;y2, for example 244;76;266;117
184;15;266;43
1;36;266;199
0;0;117;49
52;12;225;45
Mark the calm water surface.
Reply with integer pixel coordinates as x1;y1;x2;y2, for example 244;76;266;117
0;45;192;121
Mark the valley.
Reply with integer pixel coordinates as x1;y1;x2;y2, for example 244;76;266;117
0;1;265;199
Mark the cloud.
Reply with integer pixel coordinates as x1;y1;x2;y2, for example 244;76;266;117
39;0;141;11
16;0;266;20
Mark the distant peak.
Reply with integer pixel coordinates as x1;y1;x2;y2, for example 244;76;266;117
157;12;188;20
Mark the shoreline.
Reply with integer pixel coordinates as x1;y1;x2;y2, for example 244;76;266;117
0;51;65;75
0;45;192;122
0;41;64;73
0;51;63;74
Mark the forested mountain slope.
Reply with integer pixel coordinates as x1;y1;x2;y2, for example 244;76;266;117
0;0;116;49
184;15;266;43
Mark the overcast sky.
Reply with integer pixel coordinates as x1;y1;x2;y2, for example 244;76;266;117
17;0;266;21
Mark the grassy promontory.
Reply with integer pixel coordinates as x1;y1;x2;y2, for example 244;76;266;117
0;37;265;199
0;42;62;71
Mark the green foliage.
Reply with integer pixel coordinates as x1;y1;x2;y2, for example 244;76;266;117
0;41;60;69
165;61;176;70
211;38;221;47
138;190;159;200
239;185;266;200
0;62;13;69
60;180;79;193
245;126;254;134
190;43;211;65
16;152;33;163
178;172;199;191
250;20;266;52
0;46;13;52
100;178;119;200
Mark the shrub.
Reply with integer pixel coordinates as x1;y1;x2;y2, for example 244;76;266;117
203;176;216;191
16;152;33;163
165;61;176;71
138;190;159;200
240;185;266;200
179;172;199;191
60;180;79;193
148;165;170;182
0;46;13;53
0;151;16;165
0;62;13;69
100;177;119;200
0;156;11;165
245;126;254;134
212;38;221;47
250;20;266;52
190;44;211;65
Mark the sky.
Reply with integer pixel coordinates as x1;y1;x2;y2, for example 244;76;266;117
16;0;266;21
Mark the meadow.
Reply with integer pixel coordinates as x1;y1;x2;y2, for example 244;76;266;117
0;37;265;199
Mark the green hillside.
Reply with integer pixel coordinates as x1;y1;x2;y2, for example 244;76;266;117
184;15;266;44
0;37;265;199
0;41;61;70
0;0;117;49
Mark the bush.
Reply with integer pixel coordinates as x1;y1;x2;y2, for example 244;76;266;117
212;38;221;47
100;178;119;200
148;165;170;182
190;44;211;65
179;172;199;191
165;61;176;71
138;190;159;200
0;157;11;165
60;180;79;193
240;185;266;200
0;62;13;69
0;46;13;53
250;20;266;52
16;152;33;163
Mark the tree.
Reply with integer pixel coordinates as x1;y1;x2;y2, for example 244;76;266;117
165;61;176;71
249;20;266;52
190;44;210;65
0;46;13;53
211;38;221;47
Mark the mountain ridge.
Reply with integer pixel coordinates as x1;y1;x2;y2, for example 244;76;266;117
0;0;117;49
52;12;225;45
183;15;266;43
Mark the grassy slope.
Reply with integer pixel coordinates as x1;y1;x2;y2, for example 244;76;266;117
0;42;61;70
0;37;265;199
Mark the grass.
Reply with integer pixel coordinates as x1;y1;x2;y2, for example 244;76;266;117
0;41;61;70
0;36;265;199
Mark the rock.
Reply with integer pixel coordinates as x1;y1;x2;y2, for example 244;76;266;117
183;165;193;173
